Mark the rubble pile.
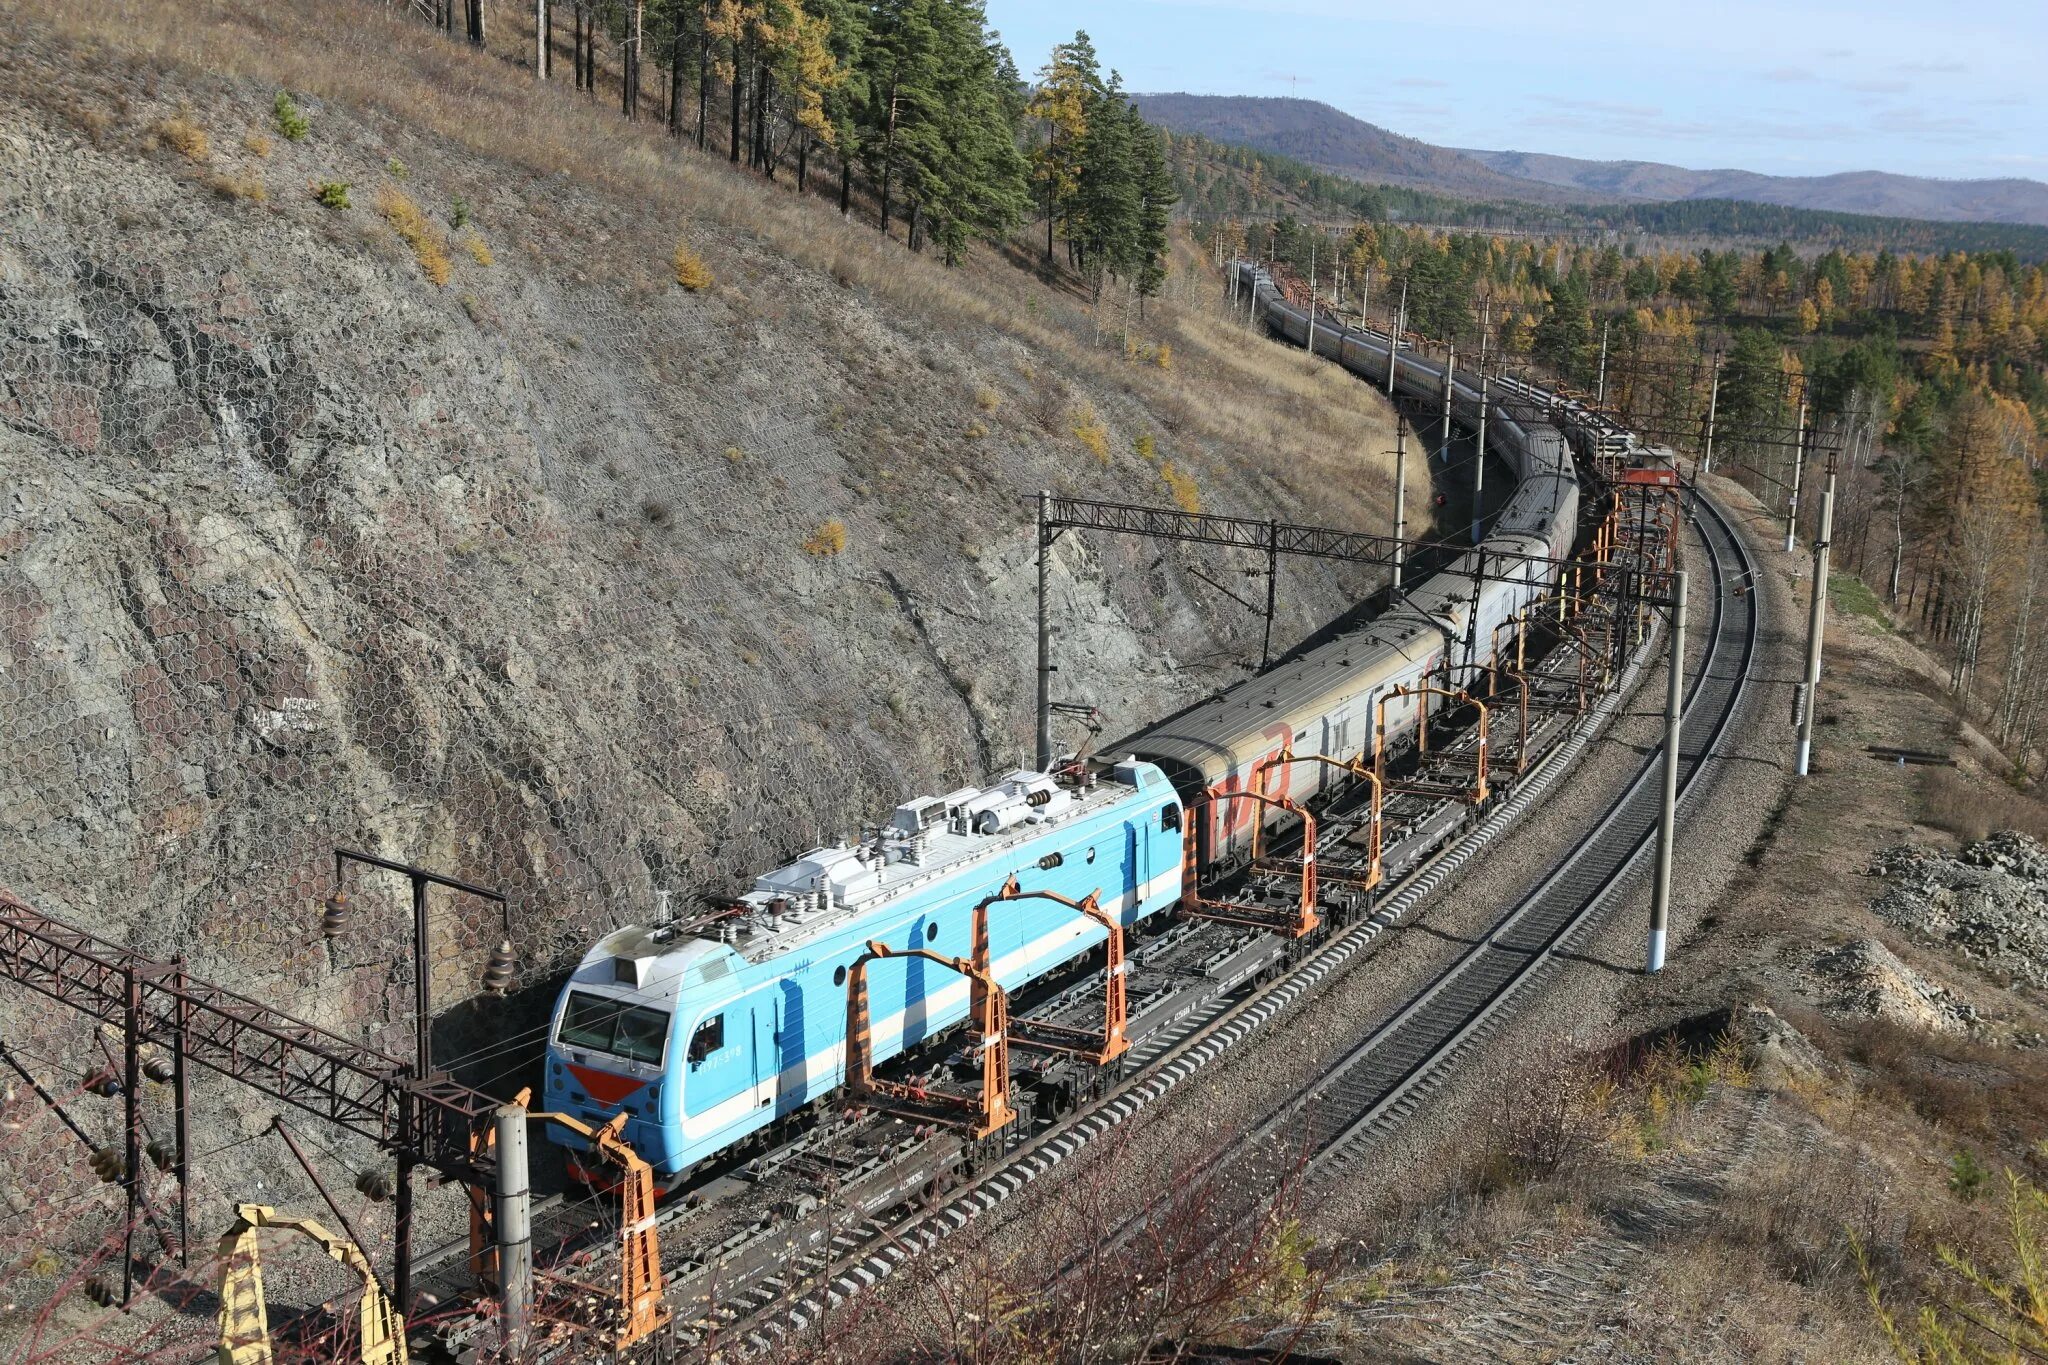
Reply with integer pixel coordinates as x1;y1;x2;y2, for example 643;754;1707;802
1869;831;2048;990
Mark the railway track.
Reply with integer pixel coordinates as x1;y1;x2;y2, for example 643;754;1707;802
736;485;1754;1353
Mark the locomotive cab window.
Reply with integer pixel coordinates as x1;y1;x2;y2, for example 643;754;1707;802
687;1013;725;1066
1161;803;1181;833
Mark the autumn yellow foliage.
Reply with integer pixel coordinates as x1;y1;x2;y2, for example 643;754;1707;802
1070;404;1110;466
673;240;714;291
157;111;210;161
375;185;451;286
1160;461;1201;513
802;520;847;556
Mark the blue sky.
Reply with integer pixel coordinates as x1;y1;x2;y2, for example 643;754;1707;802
984;0;2048;183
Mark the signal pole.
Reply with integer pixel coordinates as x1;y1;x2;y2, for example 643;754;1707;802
1440;344;1456;458
1700;352;1721;475
496;1104;534;1358
1471;377;1489;545
1386;279;1406;395
1784;400;1808;553
1392;423;1408;589
1036;489;1054;771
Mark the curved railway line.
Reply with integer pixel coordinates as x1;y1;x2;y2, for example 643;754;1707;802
409;273;1749;1360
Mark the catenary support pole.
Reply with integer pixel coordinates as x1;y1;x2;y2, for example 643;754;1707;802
496;1105;534;1358
172;957;190;1267
1035;490;1054;771
121;966;141;1306
1596;318;1610;406
1392;423;1408;590
1260;519;1280;671
1647;568;1688;973
1440;345;1456;458
1386;280;1406;395
1784;400;1807;553
1701;352;1721;475
535;0;548;77
395;1148;415;1315
1472;377;1489;545
1796;471;1836;777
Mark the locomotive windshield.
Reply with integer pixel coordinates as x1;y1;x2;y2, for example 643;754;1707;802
558;990;670;1065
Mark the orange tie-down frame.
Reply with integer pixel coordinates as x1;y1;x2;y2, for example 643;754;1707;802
1374;683;1489;805
974;875;1128;1066
1251;748;1382;893
844;940;1018;1141
525;1109;672;1351
1180;788;1320;940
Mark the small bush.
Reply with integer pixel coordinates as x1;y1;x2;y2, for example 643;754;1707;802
460;230;493;266
723;446;746;464
1948;1150;1989;1201
386;157;410;180
1070;404;1110;466
313;180;351;209
974;386;1001;412
802;520;848;557
672;240;714;291
157;111;210;162
1155;342;1174;370
1133;432;1158;462
242;132;273;159
450;197;471;230
964;420;989;439
273;91;309;141
1161;461;1201;514
207;172;267;203
375;185;451;286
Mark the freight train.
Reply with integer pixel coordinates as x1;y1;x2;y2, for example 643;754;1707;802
543;264;1588;1183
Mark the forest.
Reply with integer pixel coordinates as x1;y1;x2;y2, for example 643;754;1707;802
1206;209;2048;773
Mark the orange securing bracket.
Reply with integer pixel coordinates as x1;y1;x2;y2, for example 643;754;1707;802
1374;683;1490;804
1252;748;1381;891
1180;788;1320;938
526;1108;670;1350
845;940;1016;1140
973;875;1128;1065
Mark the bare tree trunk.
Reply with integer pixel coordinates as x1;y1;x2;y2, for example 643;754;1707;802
696;8;710;149
729;34;743;163
839;158;852;215
536;0;550;78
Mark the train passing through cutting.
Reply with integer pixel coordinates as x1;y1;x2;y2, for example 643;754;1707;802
543;262;1609;1185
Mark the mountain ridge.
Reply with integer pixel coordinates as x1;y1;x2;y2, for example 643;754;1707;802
1135;93;2048;227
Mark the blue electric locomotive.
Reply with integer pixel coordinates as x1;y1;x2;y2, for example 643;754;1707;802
543;761;1185;1181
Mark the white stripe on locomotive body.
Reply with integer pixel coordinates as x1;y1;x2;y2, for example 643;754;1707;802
1121;264;1582;847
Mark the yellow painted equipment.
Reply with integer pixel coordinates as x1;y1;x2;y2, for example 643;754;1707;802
215;1203;406;1365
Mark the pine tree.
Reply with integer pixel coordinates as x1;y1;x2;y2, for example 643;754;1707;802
1133;113;1175;301
1026;32;1099;263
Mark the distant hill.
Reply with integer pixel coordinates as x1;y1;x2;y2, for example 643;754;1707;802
1463;149;2048;227
1134;93;2048;230
1132;93;1593;207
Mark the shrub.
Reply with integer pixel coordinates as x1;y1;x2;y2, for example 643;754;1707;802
672;240;714;291
964;420;988;439
386;157;410;180
1133;432;1158;463
375;185;452;286
723;446;746;464
802;520;847;557
242;132;273;158
313;180;351;209
1948;1150;1989;1201
273;91;309;142
1155;343;1174;370
1070;404;1110;466
1161;461;1201;514
974;386;1001;412
460;230;493;266
207;172;267;203
157;111;210;162
450;197;471;230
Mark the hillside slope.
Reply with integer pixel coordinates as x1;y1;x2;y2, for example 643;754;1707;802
0;0;1400;1062
1465;148;2048;226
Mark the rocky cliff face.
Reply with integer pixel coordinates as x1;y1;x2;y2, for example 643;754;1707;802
0;8;1394;1067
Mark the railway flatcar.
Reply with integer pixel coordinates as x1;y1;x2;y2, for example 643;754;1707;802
543;762;1184;1182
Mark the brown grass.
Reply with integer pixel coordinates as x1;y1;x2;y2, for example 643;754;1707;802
802;520;847;557
373;183;450;286
1917;765;2048;843
156;110;209;161
460;228;492;266
671;239;713;291
205;170;266;202
242;131;272;158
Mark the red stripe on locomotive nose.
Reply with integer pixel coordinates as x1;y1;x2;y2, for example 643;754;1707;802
567;1062;647;1105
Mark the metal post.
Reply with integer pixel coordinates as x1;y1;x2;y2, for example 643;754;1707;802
1440;344;1456;459
1596;318;1610;406
395;1149;415;1315
412;874;433;1083
172;957;190;1268
1392;423;1408;590
1647;569;1688;973
121;966;140;1306
1479;296;1491;371
1035;490;1054;772
1260;519;1280;671
1796;471;1835;777
535;0;548;77
496;1105;533;1358
1386;280;1406;395
1701;352;1721;475
1784;401;1807;553
1472;377;1489;545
